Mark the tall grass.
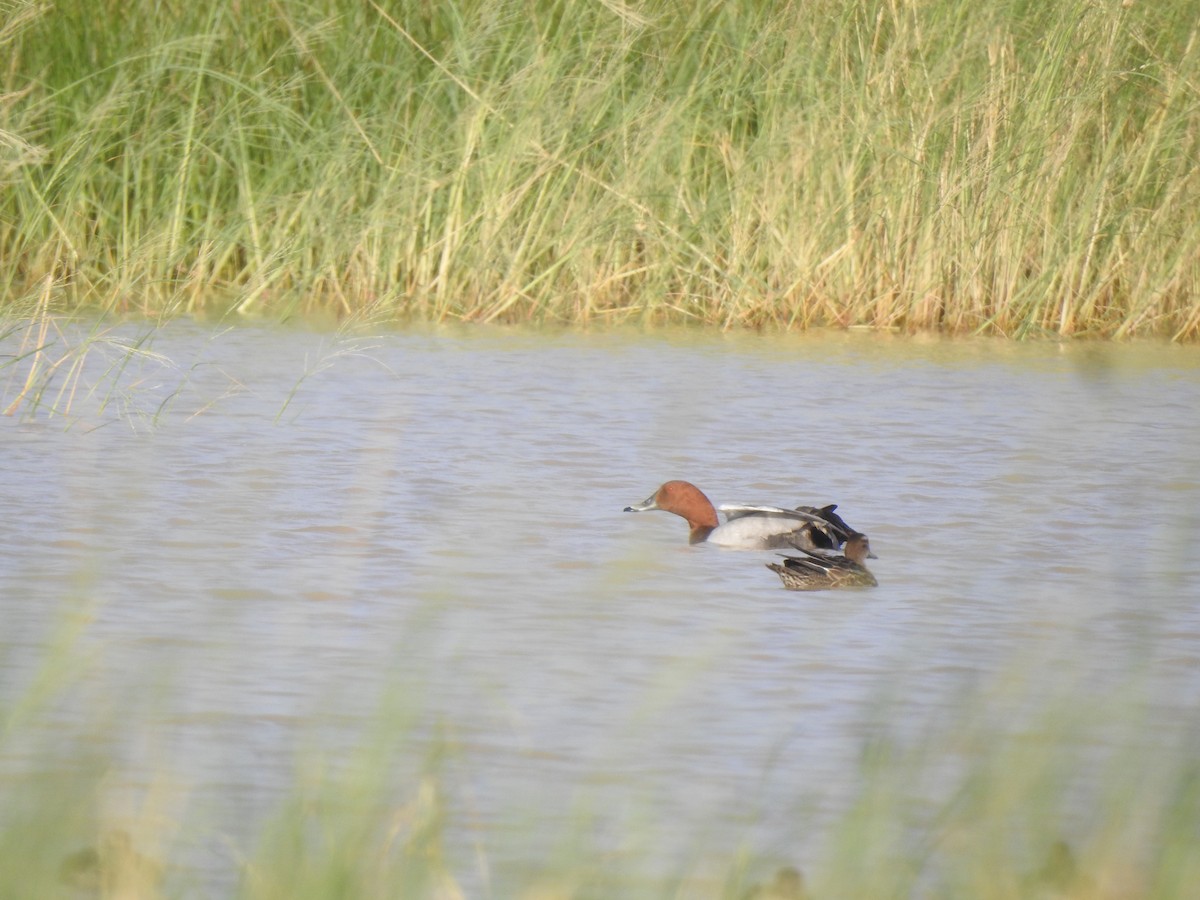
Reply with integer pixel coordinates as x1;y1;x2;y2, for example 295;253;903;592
0;275;181;424
2;0;1199;337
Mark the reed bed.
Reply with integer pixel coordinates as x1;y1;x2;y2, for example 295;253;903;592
2;0;1199;338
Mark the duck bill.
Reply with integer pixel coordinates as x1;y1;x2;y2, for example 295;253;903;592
623;492;660;512
867;550;879;559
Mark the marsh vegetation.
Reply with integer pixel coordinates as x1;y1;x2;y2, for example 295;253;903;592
2;0;1199;337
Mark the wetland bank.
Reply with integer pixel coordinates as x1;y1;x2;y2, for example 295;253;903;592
3;0;1200;896
3;0;1199;336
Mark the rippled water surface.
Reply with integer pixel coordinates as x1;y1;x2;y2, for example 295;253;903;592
2;319;1199;895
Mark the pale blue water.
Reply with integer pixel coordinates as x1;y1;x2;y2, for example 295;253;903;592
2;318;1199;895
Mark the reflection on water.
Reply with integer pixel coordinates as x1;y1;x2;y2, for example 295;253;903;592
2;319;1199;893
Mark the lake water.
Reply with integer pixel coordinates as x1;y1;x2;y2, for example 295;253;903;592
2;318;1199;896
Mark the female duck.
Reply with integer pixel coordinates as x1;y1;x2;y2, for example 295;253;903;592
624;480;857;551
767;533;878;590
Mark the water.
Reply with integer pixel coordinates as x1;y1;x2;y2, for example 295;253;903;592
2;318;1199;895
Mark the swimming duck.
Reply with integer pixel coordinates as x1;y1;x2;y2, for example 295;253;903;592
767;532;878;590
624;480;858;550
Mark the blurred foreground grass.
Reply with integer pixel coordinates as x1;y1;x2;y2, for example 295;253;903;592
2;0;1199;338
3;609;1199;900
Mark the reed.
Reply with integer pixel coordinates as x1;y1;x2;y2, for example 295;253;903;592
0;276;179;423
2;0;1199;338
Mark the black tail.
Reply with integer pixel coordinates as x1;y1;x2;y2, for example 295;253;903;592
794;503;855;548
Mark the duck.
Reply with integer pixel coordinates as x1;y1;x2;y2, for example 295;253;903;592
624;480;858;550
767;532;878;590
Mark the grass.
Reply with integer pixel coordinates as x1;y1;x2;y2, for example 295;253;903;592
3;608;1200;899
0;277;181;424
1;0;1198;338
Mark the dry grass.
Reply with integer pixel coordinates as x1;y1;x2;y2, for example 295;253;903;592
2;0;1198;337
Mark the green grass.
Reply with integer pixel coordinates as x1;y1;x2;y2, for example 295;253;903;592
4;616;1200;899
0;277;179;423
2;0;1199;336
